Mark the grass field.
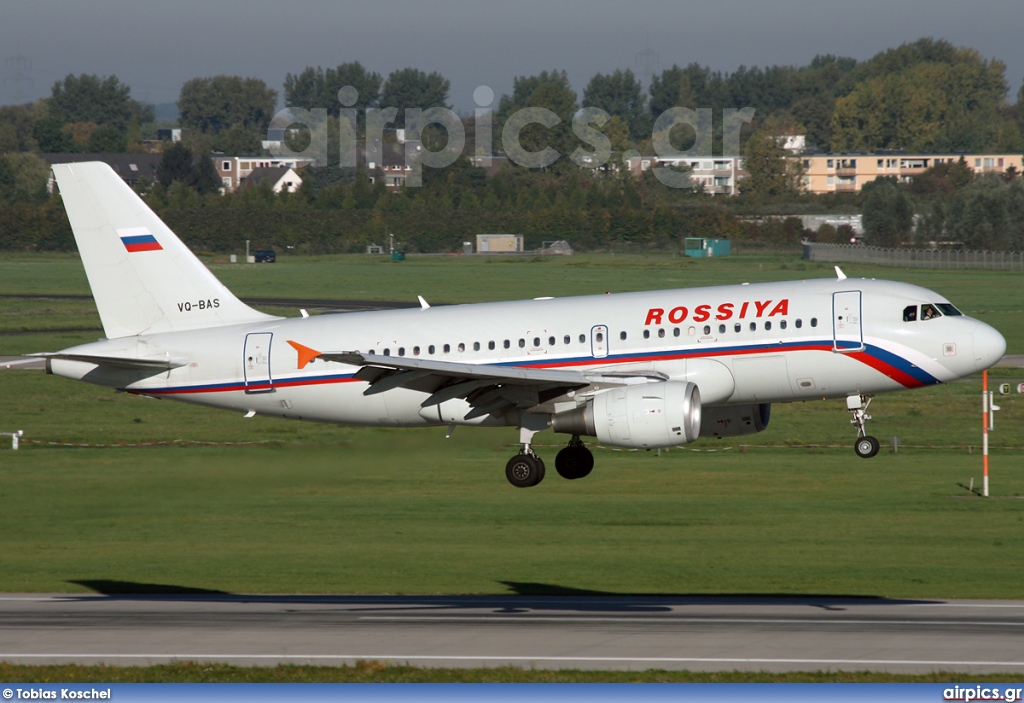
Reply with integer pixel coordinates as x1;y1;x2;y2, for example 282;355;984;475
1;250;1022;680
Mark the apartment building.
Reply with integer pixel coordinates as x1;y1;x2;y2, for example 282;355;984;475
625;155;745;195
796;152;1023;194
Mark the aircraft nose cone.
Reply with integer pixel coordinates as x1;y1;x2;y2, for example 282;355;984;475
973;322;1007;370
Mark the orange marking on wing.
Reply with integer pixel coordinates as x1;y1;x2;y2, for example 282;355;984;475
287;340;321;369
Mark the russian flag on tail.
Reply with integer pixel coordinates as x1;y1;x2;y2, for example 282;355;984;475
117;227;162;253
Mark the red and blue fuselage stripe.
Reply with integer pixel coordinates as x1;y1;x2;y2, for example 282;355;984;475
131;340;939;396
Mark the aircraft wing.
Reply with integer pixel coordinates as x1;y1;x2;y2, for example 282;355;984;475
287;340;657;419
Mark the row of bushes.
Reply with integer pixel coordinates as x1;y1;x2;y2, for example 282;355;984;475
0;202;812;254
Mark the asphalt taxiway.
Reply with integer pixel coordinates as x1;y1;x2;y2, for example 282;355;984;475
2;594;1023;673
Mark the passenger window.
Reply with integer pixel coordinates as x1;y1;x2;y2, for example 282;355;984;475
795;319;803;329
658;328;666;338
398;347;405;356
564;335;571;344
673;328;680;337
921;304;941;320
688;327;696;336
443;344;450;353
548;336;555;346
473;342;480;351
533;337;541;347
810;318;818;327
428;345;435;354
383;349;391;356
596;332;604;343
903;305;918;322
703;325;711;335
734;323;741;333
780;320;787;330
749;322;757;331
488;341;495;350
620;331;627;340
764;321;772;331
643;330;650;339
719;324;726;334
458;343;465;352
519;339;526;348
413;346;420;356
504;340;510;349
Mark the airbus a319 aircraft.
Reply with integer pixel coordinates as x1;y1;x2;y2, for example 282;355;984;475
32;162;1006;487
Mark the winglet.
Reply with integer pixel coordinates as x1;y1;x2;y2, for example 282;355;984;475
418;295;430;310
287;340;321;369
835;266;847;281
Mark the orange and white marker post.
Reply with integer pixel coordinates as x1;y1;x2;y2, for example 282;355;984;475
981;371;1002;498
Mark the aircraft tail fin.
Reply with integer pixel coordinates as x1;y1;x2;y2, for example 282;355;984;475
52;161;277;339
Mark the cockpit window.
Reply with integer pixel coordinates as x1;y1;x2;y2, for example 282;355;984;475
936;303;962;316
921;303;941;320
903;305;918;322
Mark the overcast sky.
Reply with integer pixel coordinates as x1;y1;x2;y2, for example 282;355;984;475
3;0;1022;113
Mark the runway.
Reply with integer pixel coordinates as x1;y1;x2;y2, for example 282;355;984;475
2;594;1024;673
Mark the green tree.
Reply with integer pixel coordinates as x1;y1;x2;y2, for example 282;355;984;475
284;62;382;116
86;124;127;152
178;76;277;135
0;152;49;202
861;177;914;247
48;74;151;132
379;68;450;128
583;69;646;140
831;41;1008;152
740;128;804;199
156;142;195;187
497;70;579;166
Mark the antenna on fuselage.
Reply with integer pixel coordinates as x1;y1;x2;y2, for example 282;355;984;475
835;266;847;281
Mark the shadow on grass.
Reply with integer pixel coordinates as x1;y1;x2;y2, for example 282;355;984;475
65;578;942;612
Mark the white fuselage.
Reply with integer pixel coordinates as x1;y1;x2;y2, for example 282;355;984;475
48;277;1005;432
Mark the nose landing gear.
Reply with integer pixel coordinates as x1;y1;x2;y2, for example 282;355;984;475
848;394;880;458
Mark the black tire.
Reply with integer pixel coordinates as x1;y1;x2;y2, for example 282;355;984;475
555;445;595;480
854;435;880;458
506;454;544;487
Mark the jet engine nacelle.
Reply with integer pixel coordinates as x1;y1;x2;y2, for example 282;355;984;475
553;381;701;449
700;403;771;438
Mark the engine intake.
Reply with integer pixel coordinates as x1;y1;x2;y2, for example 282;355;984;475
553;381;700;449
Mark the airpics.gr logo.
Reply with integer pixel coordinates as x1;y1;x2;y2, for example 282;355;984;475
117;227;162;253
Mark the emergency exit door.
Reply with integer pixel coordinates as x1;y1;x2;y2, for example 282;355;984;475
243;332;274;393
832;291;864;352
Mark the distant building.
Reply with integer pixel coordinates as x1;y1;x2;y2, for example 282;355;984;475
476;234;524;253
794;152;1024;194
39;153;162;192
240;166;303;194
214;155;315;192
625;155;745;195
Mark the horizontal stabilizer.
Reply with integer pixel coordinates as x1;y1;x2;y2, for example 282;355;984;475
28;352;187;371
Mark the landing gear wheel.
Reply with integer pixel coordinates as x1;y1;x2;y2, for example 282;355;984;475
555;445;595;480
506;454;545;487
854;436;880;458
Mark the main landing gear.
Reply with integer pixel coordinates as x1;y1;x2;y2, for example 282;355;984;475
847;394;880;458
505;428;595;487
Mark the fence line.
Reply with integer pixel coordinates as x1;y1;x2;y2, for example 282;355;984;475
804;243;1024;271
